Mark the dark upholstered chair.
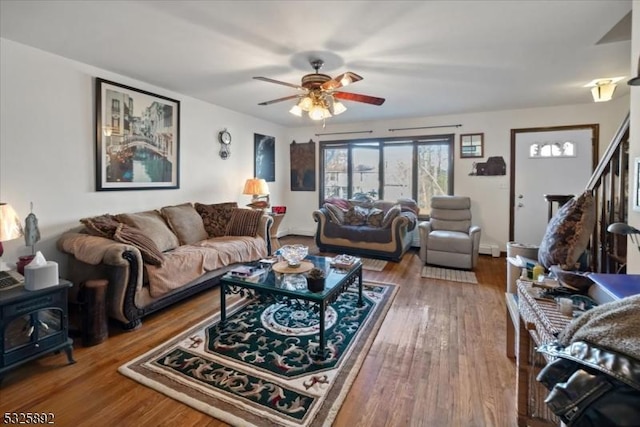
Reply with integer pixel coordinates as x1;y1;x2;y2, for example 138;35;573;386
419;195;481;270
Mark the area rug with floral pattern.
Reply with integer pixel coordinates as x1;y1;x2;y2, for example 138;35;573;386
118;280;397;427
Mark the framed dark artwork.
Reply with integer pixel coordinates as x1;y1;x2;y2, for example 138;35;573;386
95;78;180;191
254;133;275;182
290;140;316;191
460;133;484;158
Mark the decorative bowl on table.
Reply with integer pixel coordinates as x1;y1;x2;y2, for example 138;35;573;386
280;244;308;268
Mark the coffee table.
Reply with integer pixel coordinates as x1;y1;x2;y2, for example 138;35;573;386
219;255;363;358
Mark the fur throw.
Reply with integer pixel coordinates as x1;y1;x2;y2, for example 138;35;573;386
559;294;640;360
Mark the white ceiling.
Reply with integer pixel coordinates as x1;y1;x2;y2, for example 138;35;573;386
0;0;633;127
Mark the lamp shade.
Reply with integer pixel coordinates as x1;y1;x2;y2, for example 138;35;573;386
243;178;269;196
0;203;24;242
607;222;640;235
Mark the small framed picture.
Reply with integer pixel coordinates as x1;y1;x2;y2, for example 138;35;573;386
254;133;275;182
460;133;484;158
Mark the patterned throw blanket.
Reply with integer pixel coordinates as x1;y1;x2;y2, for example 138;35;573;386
559;294;640;360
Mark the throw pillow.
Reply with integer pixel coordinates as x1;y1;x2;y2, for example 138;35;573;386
538;191;596;270
323;197;351;210
116;210;179;253
324;203;345;224
367;208;385;227
113;223;165;266
381;205;401;228
160;203;208;245
344;205;368;225
225;208;263;237
195;202;238;237
80;214;120;238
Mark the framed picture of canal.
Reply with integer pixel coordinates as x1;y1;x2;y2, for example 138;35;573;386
95;78;180;191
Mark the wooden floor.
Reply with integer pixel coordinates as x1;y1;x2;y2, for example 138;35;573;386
1;236;517;427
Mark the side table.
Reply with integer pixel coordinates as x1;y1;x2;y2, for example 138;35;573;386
0;280;75;381
515;280;572;427
268;213;285;252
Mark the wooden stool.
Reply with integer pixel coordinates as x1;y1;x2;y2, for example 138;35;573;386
82;279;109;346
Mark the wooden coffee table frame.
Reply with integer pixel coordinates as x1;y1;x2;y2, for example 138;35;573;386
219;255;363;359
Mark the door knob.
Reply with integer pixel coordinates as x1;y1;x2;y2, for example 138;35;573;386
517;202;524;207
518;194;524;199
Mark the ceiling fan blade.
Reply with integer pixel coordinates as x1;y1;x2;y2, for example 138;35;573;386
333;91;385;106
258;94;301;106
321;72;363;90
253;76;304;90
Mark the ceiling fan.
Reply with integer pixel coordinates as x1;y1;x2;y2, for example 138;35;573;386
253;59;385;121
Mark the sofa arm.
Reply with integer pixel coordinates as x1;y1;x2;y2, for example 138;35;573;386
469;225;482;267
257;214;273;253
57;230;144;327
418;221;432;264
58;231;142;267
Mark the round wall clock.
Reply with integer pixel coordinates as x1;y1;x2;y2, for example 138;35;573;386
218;129;231;159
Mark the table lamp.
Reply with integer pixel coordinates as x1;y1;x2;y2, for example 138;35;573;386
243;178;270;209
0;203;24;270
607;222;640;254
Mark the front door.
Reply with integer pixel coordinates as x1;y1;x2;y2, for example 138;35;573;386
509;125;598;246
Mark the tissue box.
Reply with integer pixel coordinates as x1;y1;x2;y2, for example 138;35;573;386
24;261;59;291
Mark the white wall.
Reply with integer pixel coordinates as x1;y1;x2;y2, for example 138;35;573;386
0;39;286;272
282;97;629;252
628;2;640;273
1;36;634;275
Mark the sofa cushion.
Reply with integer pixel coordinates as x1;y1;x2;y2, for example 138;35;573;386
117;210;179;253
324;203;345;224
160;203;208;245
195;202;238;237
538;191;595;270
382;205;401;228
80;214;120;238
367;208;385;227
344;205;369;225
113;223;164;266
226;208;263;237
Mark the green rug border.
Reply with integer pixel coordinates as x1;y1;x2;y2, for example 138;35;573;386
118;280;398;427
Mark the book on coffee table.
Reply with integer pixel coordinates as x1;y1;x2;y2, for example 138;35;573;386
330;254;360;270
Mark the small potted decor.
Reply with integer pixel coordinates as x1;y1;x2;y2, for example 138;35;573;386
306;267;326;292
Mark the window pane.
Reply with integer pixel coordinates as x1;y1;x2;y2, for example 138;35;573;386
383;145;412;201
351;147;379;199
323;148;348;200
417;143;450;215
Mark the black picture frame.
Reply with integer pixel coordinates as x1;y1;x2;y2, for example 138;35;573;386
460;133;484;158
254;133;275;182
95;78;180;191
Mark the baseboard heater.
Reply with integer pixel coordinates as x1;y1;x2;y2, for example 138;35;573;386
480;243;501;258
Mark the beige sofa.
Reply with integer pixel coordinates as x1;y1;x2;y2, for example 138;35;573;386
57;202;272;330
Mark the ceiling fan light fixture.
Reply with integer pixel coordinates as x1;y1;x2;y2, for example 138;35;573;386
299;96;313;111
332;100;347;115
289;104;303;117
309;104;327;121
340;75;352;87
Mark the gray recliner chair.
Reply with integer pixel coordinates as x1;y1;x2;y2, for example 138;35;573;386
419;195;481;270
